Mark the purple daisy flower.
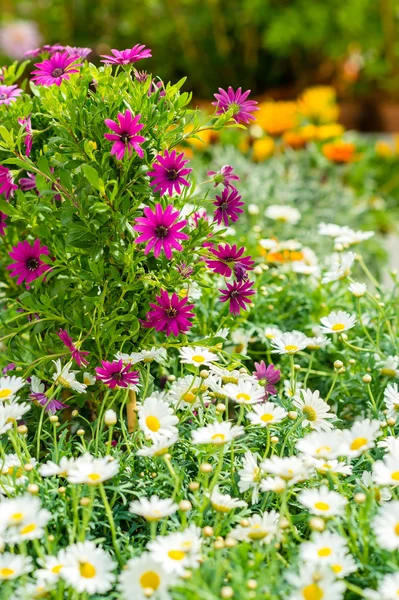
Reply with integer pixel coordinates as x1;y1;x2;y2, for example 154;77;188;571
18;116;33;157
65;46;92;59
7;239;50;287
57;329;89;367
148;149;192;196
253;361;281;397
133;204;189;260
95;359;139;389
176;262;194;278
142;290;195;337
0;84;22;105
206;243;254;278
191;210;208;228
2;363;16;374
148;79;166;97
104;110;145;160
220;280;255;315
19;172;37;192
30;391;68;414
101;44;152;65
0;166;18;200
207;165;240;189
0;212;7;236
134;69;149;83
212;86;259;125
213;187;244;226
31;51;82;87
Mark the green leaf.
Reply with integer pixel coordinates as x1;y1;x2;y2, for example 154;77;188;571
82;164;100;188
66;225;97;248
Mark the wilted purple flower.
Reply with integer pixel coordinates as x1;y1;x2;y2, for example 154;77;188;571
19;172;36;192
57;329;89;367
18;116;33;156
207;165;240;189
253;361;281;396
0;84;22;105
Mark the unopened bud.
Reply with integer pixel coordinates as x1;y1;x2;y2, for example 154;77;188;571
80;497;91;507
247;580;257;590
387;417;396;427
221;586;234;598
104;409;117;426
334;360;343;370
354;492;366;504
271;436;279;444
362;374;372;383
200;370;209;379
77;428;85;436
216;403;226;413
49;415;58;423
24;463;34;472
27;483;39;495
202;526;214;537
224;537;237;548
179;500;192;512
214;539;225;550
71;409;79;417
17;425;27;435
58;486;66;494
200;463;212;473
189;481;200;492
309;517;325;531
293;364;301;372
288;411;297;420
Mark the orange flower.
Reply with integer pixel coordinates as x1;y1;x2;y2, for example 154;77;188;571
322;141;356;163
283;130;307;149
256;101;298;136
266;250;304;263
184;125;219;150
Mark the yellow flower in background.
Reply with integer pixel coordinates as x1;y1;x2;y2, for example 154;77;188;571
282;130;307;149
376;140;394;158
256;101;298;136
252;137;275;161
297;86;339;124
184;125;219;150
316;124;345;140
299;124;318;141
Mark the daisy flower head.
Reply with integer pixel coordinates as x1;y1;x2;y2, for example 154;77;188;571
35;551;67;584
104;110;145;160
0;375;25;402
220;279;255;315
206;243;254;278
95;359;139;389
253;361;281;396
118;554;174;600
142;290;195;337
373;501;399;551
270;330;309;355
306;335;330;351
341;418;380;458
213;186;244;226
101;44;152;65
296;430;344;460
377;355;399;378
373;454;399;486
260;456;308;486
223;379;265;405
0;84;22;105
179;346;219;367
212;86;259;125
39;456;72;478
299;531;348;566
384;383;399;418
287;566;346;600
138;396;179;442
247;401;287;427
7;239;50;287
298;485;347;517
192;421;244;446
230;510;280;544
66;454;119;485
0;400;31;432
0;553;32;581
210;486;247;513
129;496;178;521
377;572;399;599
3;495;51;544
0;166;18;199
264;205;301;225
169;375;209;409
293;388;335;431
322;251;356;284
134;204;188;260
137;434;179;458
57;329;89;367
30;375;68;414
207;165;240;189
52;360;87;394
61;541;116;594
31;51;81;86
320;310;356;334
348;281;367;297
238;451;262;504
149;149;192;196
65;46;92;59
147;525;202;574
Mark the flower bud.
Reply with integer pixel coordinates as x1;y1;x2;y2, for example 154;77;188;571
288;411;297;420
27;484;39;495
179;500;192;512
200;370;209;379
334;360;343;370
309;517;325;532
77;428;85;436
200;463;212;473
224;537;237;548
214;539;224;550
71;409;79;417
247;580;257;590
202;526;213;537
167;375;176;382
49;415;58;423
104;409;117;426
387;417;396;427
17;425;28;435
362;374;372;383
189;481;200;491
221;586;234;599
240;519;249;527
271;436;279;444
58;486;66;494
355;492;367;504
254;266;263;275
293;364;301;372
24;463;34;472
80;497;91;507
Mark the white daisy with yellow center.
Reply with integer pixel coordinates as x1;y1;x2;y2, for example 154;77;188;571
169;375;209;409
264;205;300;224
296;430;344;460
138;397;179;442
179;346;219;367
373;500;399;551
237;451;262;505
118;553;174;600
0;553;32;580
52;359;87;394
270;331;309;355
377;571;399;599
341;418;380;458
66;453;119;485
61;541;116;594
293;388;335;432
36;551;67;584
298;486;347;517
384;383;399;419
320;310;356;335
299;531;348;566
192;421;244;446
147;525;202;575
373;454;399;487
261;456;308;485
247;401;287;427
224;379;265;405
0;375;25;402
210;486;247;513
137;434;179;458
129;495;178;521
230;511;280;545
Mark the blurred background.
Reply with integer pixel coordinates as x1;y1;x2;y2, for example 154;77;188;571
1;0;399;129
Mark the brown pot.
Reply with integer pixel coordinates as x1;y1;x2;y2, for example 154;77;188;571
377;103;399;132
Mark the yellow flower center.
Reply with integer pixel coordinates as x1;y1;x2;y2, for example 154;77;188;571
303;583;324;600
183;391;196;403
88;473;102;482
248;526;267;540
261;413;274;423
10;512;24;523
168;550;185;561
211;433;226;442
316;446;331;455
302;406;317;421
317;547;332;557
395;523;399;536
7;466;24;478
52;564;63;574
284;345;298;353
0;388;12;399
192;355;205;363
381;368;397;377
212;503;231;513
79;562;96;578
140;570;161;591
350;437;368;451
392;472;399;481
331;564;342;574
20;523;37;535
0;568;15;578
331;323;345;332
57;376;71;388
236;393;251;402
146;415;161;432
314;502;330;511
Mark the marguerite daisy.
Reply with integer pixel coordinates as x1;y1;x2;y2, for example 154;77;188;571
320;310;356;334
179;346;219;367
270;331;308;355
210;486;247;513
298;486;347;517
0;375;25;402
373;501;399;550
118;553;175;600
66;454;119;485
138;397;179;442
293;388;335;431
247;402;287;426
129;496;178;521
61;541;116;594
52;360;87;394
223;379;265;405
191;421;244;446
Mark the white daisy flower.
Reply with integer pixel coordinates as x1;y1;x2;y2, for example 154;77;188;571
1;454;36;484
179;346;219;367
118;553;175;600
296;430;344;460
210;486;247;513
377;436;399;456
237;451;262;504
384;383;399;419
52;360;87;394
140;347;168;364
231;328;250;354
284;380;303;399
306;336;330;350
340;419;380;458
247;402;287;426
293;388;335;431
287;566;346;600
0;375;25;402
61;541;116;594
335;228;374;246
306;457;352;476
328;550;357;578
223;379;264;405
148;525;202;575
321;252;356;284
66;454;119;485
373;454;399;486
5;501;51;544
360;471;392;503
36;551;67;584
264;205;300;224
270;331;309;355
138;397;179;442
259;238;278;251
191;421;244;446
348;281;367;297
208;364;251;385
83;372;96;386
38;456;72;478
299;531;348;565
319;310;356;334
129;496;178;521
377;572;399;600
298;486;347;517
260;456;308;485
169;375;209;409
264;326;281;340
0;553;32;580
15;581;55;599
0;494;41;529
0;399;31;428
260;476;287;493
137;434;179;458
373;501;399;551
377;355;399;379
230;511;280;544
318;222;344;238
